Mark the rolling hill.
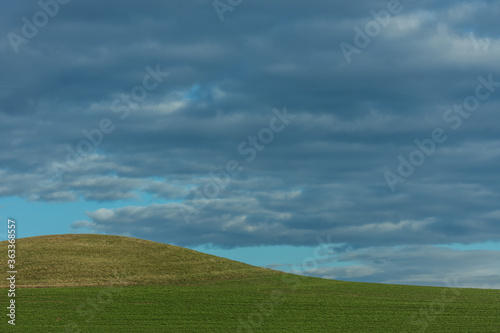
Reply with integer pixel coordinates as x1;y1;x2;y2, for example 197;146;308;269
5;234;281;287
1;234;499;332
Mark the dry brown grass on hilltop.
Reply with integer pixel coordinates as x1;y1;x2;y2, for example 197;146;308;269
1;234;282;288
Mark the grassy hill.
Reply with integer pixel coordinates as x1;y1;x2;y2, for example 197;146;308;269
5;234;280;287
1;234;499;332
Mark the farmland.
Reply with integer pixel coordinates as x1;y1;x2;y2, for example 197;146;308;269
1;234;499;332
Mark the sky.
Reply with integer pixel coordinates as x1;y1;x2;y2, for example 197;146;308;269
1;0;500;289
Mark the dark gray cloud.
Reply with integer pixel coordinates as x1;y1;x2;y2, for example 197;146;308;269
2;0;500;287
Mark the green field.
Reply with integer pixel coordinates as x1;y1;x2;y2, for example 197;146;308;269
2;235;499;332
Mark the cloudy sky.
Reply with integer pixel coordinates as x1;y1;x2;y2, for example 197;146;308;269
2;0;500;289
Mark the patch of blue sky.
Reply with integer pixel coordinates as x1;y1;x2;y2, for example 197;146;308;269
436;242;500;251
182;84;201;101
188;244;359;272
0;191;181;241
